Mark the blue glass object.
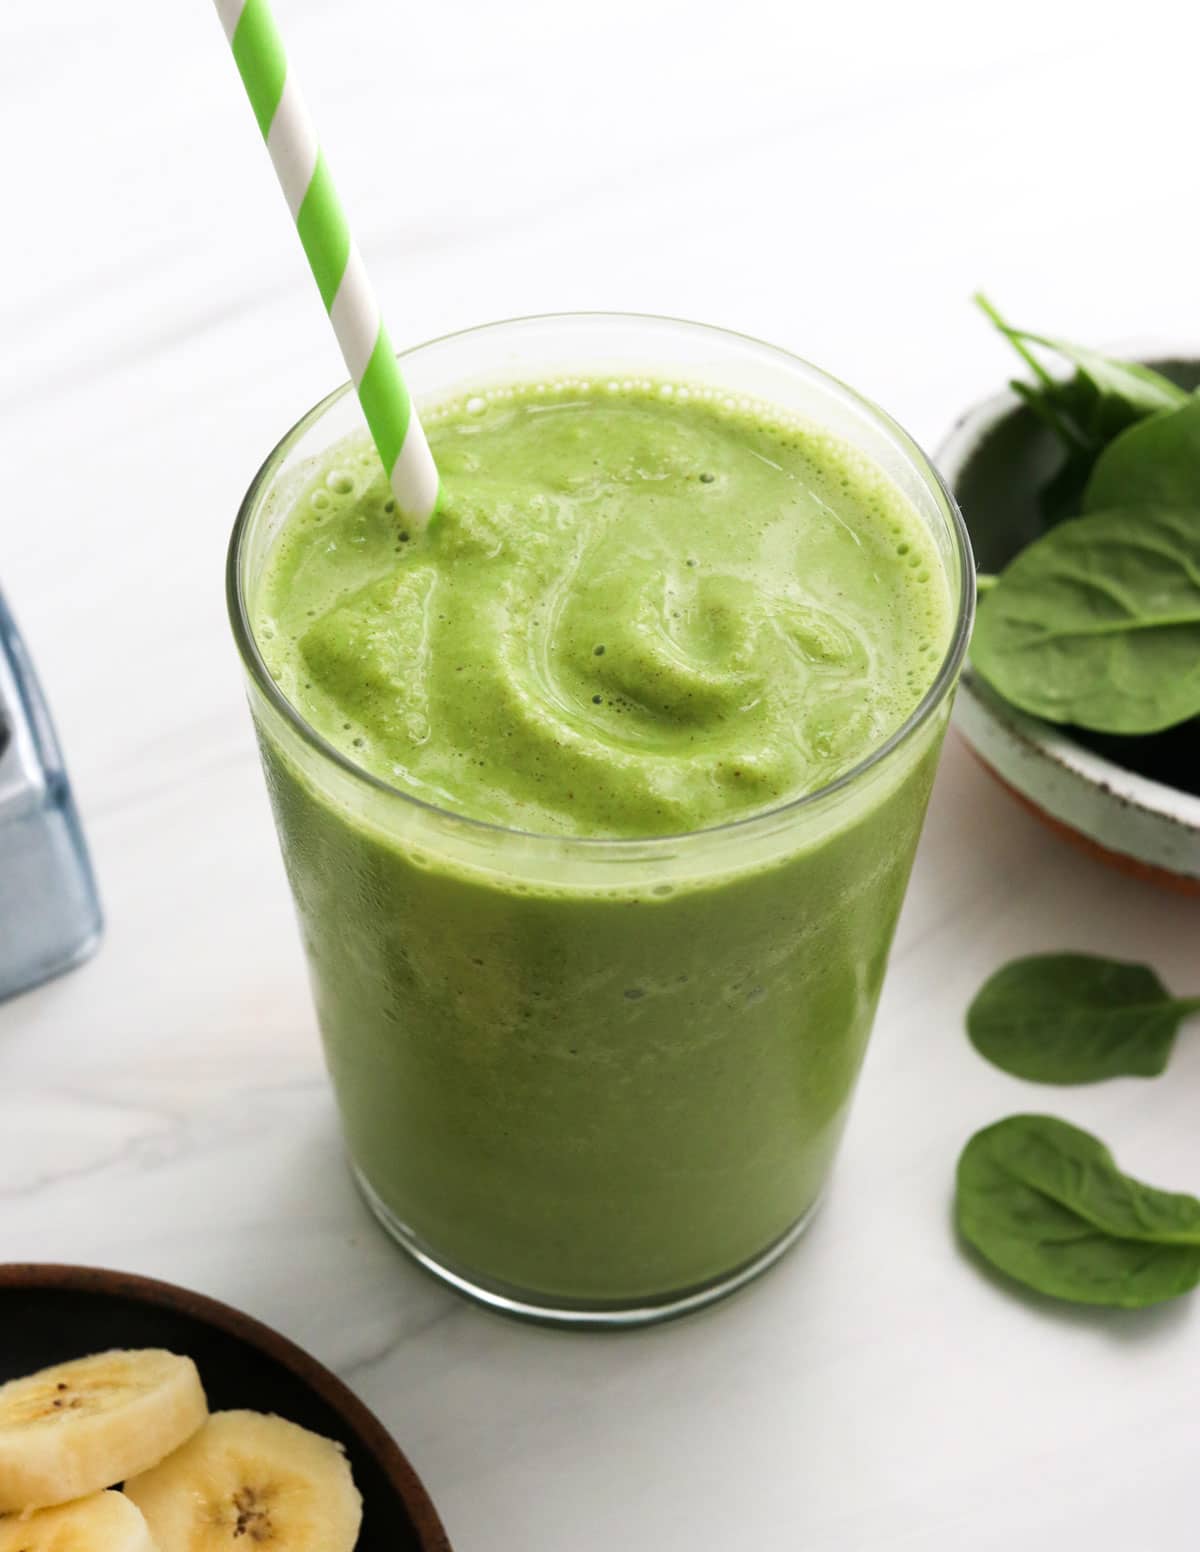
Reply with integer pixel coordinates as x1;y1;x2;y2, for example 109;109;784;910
0;591;102;1002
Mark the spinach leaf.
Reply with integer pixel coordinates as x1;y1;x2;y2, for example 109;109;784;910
1009;379;1134;530
1083;393;1200;513
975;294;1188;524
967;953;1200;1084
956;1115;1200;1307
970;505;1200;733
1015;334;1188;421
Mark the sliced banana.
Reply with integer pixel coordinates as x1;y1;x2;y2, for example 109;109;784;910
123;1410;362;1552
0;1489;157;1552
0;1350;208;1513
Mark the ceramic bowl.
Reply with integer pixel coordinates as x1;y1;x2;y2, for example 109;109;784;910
937;355;1200;894
0;1264;452;1552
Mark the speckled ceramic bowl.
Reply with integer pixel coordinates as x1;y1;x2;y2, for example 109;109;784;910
937;355;1200;894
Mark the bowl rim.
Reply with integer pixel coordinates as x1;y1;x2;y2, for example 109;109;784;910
937;373;1200;835
0;1263;453;1552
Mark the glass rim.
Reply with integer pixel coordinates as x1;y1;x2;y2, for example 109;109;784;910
227;310;976;851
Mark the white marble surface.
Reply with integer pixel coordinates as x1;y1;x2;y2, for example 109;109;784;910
3;1;1199;1546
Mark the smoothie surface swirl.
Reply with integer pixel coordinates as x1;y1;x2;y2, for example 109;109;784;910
256;382;953;837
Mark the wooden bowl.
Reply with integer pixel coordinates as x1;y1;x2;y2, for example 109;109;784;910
937;356;1200;894
0;1264;452;1552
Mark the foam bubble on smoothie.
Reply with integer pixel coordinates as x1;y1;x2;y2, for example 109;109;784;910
255;383;953;838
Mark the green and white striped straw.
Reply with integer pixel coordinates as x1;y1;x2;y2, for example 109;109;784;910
214;0;439;527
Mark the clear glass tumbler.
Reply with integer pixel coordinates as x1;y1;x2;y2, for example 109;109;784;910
228;314;974;1326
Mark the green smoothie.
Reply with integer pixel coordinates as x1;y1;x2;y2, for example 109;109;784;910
248;380;956;1307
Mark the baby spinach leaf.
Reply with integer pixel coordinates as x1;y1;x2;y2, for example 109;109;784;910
1007;378;1122;530
975;294;1188;524
956;1115;1200;1308
970;505;1200;733
1015;333;1188;422
1083;393;1200;513
967;953;1200;1084
975;295;1187;429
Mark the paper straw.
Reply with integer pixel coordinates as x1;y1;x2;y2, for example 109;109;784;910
213;0;439;527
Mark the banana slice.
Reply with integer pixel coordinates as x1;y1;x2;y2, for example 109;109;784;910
124;1411;362;1552
0;1350;208;1513
0;1490;157;1552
